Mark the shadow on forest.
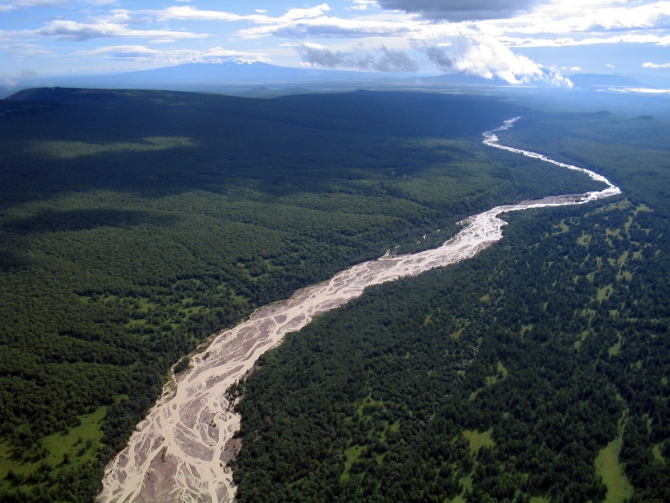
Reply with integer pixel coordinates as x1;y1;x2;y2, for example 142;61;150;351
0;88;528;210
0;250;29;271
1;209;179;235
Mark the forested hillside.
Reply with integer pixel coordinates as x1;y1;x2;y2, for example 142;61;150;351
233;113;670;502
0;89;601;502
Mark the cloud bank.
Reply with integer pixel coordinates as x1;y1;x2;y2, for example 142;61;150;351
294;36;572;86
296;43;420;72
643;61;670;68
84;45;268;65
377;0;549;20
33;20;207;41
0;0;115;11
425;36;572;86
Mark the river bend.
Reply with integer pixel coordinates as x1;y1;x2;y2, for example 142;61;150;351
98;119;621;503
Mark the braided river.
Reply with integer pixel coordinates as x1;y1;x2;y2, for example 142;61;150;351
98;118;621;503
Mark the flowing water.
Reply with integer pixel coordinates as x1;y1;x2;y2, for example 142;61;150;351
98;119;621;503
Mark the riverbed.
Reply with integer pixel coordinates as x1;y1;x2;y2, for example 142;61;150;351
98;119;621;503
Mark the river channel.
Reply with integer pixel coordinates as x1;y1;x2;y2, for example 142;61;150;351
98;119;621;503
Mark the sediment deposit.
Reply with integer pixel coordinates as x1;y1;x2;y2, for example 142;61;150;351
98;119;621;503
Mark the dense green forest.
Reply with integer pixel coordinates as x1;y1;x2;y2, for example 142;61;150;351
0;88;604;502
232;112;670;502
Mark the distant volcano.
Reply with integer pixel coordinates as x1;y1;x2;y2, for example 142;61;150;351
4;60;411;95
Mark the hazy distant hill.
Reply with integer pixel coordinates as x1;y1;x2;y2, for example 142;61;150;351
1;61;526;97
68;61;395;87
414;72;512;86
3;63;668;100
4;61;413;96
568;73;641;88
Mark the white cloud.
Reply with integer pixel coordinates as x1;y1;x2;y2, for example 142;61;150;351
605;63;615;68
643;61;670;68
0;0;115;9
0;42;55;56
610;87;670;94
499;33;670;47
141;4;418;40
4;0;670;79
477;0;670;36
0;74;18;86
82;45;269;64
148;6;242;22
425;35;572;86
295;43;419;71
376;0;549;21
33;20;208;41
291;31;572;86
570;66;581;71
101;10;153;26
239;15;416;39
349;0;379;10
102;1;670;51
149;4;332;23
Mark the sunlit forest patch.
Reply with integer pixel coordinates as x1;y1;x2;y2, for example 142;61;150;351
22;136;197;160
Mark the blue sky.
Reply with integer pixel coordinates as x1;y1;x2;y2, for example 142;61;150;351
1;0;670;86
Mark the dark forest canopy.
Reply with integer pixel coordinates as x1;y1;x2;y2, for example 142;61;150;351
0;87;668;502
233;108;670;503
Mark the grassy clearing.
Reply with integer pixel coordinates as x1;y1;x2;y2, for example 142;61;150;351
0;406;106;485
356;396;383;418
41;406;106;466
485;362;508;386
617;270;633;281
597;284;614;302
463;429;494;453
595;415;633;503
652;444;665;463
452;472;473;503
588;199;631;215
633;203;653;215
470;362;508;400
617;251;629;267
553;219;569;235
577;233;592;246
608;333;623;356
450;328;463;341
0;442;16;479
341;445;366;481
574;330;591;350
137;297;158;313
